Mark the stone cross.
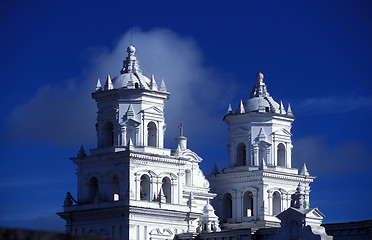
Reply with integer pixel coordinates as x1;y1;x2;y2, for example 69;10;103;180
178;123;184;136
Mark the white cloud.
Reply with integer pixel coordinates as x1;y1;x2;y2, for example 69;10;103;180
5;28;236;147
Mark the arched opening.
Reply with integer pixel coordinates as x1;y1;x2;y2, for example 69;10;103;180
88;177;98;202
147;122;157;147
126;126;135;145
162;177;171;203
236;143;246;166
243;191;254;217
259;146;266;165
135;82;139;89
140;175;150;201
111;175;119;201
272;191;281;215
277;143;286;167
185;170;191;186
223;193;232;222
290;220;299;239
103;122;114;147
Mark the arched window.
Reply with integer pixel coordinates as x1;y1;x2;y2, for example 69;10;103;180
147;122;157;147
162;177;171;203
103;122;114;147
126;126;135;145
140;175;150;201
236;143;246;166
223;193;232;221
88;177;98;202
135;82;139;89
185;170;191;186
277;143;286;167
111;175;119;201
259;146;266;165
243;191;254;217
272;191;281;215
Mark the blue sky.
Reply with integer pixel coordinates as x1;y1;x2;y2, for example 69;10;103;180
0;0;371;232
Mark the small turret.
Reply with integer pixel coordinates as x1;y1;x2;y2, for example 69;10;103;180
287;103;293;116
150;74;158;91
159;79;167;92
226;104;233;115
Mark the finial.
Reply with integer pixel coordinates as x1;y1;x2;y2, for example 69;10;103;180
105;75;113;90
159;79;167;92
226;104;233;115
211;163;220;175
127;44;136;56
256;72;264;82
235;100;245;114
150;74;158;91
96;78;102;91
301;163;310;176
280;101;286;114
287;103;293;116
178;123;184;136
77;145;87;158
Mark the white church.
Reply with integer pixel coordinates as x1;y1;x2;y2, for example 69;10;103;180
58;44;335;240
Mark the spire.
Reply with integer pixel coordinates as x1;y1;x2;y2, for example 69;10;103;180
150;74;158;91
226;104;233;115
211;163;220;175
280;101;286;114
121;44;141;74
105;75;113;90
287;103;293;116
77;145;87;158
257;127;267;141
235;100;245;114
159;79;167;92
95;78;102;91
127;138;134;149
300;163;310;176
124;104;137;121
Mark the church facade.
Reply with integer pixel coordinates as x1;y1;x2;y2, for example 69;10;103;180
58;44;335;240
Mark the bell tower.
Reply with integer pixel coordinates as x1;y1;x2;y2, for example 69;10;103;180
93;44;169;151
58;44;217;240
207;72;314;230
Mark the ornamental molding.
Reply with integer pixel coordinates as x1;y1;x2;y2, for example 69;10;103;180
130;153;187;166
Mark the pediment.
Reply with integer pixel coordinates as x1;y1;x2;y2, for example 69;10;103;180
271;128;292;137
123;118;140;125
141;106;163;115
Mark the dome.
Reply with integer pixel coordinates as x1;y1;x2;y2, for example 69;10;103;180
112;72;151;89
244;97;270;112
203;203;214;212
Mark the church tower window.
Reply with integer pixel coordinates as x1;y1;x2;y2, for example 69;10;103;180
272;191;281;215
277;143;286;167
259;146;266;164
162;177;171;203
223;193;233;221
185;170;191;186
243;191;254;217
236;143;246;166
140;175;150;201
88;177;98;203
103;122;114;147
126;126;135;145
147;122;157;147
111;175;119;201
